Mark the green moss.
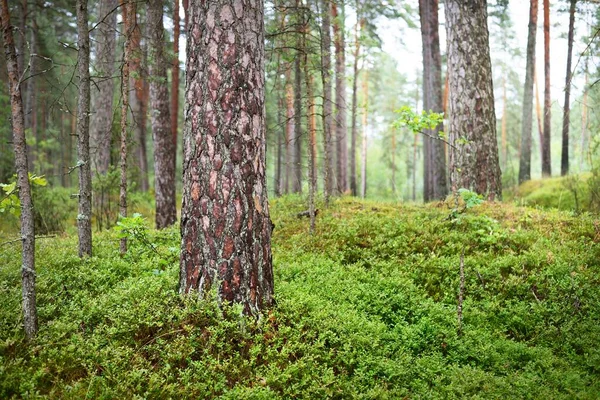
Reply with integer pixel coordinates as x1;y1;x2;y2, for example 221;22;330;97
1;197;599;398
506;174;592;212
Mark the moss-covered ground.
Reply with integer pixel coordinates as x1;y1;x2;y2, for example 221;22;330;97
1;196;599;399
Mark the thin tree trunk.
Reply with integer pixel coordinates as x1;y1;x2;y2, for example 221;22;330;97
534;66;544;162
305;50;317;234
119;0;134;253
391;130;396;195
24;12;37;171
76;0;92;257
501;77;507;169
360;68;368;199
130;14;149;192
148;0;177;229
446;0;501;200
91;0;117;175
349;15;363;197
292;37;303;194
1;0;37;339
275;91;283;197
285;67;294;194
180;0;274;316
321;0;334;203
561;0;576;176
542;0;551;177
332;0;347;194
518;0;538;184
580;62;588;171
171;0;180;159
419;0;447;201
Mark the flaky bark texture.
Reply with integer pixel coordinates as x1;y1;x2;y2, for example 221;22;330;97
542;0;551;177
76;0;93;257
445;0;501;200
91;0;117;175
419;0;447;201
147;0;177;229
1;0;37;339
518;0;538;184
321;0;334;203
332;0;347;194
561;0;576;176
180;0;274;316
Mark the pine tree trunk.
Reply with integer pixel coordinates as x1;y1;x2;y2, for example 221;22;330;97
119;0;134;253
332;0;347;194
360;69;368;199
419;0;447;201
349;16;363;197
147;0;177;229
172;0;180;156
541;0;551;177
292;43;303;193
305;50;318;234
580;62;588;171
561;0;576;176
391;131;396;195
90;0;117;176
180;0;274;315
445;0;501;200
321;0;334;203
518;0;538;184
1;0;38;339
285;67;294;194
76;0;92;257
534;67;544;162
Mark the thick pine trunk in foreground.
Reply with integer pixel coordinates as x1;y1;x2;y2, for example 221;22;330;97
1;0;37;339
419;0;447;201
180;0;274;315
332;1;347;194
445;0;501;200
518;0;538;184
542;0;551;177
76;0;92;257
91;0;117;175
148;0;177;229
561;0;576;176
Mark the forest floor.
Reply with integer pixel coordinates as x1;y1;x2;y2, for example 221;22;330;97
1;195;599;398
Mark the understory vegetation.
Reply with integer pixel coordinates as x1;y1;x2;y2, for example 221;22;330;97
1;195;599;399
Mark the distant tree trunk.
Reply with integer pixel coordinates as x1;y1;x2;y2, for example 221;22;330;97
534;67;544;161
305;51;317;234
180;0;274;316
130;16;149;193
541;0;551;177
321;0;334;204
332;0;347;194
171;0;180;159
501;78;507;169
360;68;368;199
119;0;134;253
285;67;294;194
561;0;576;176
24;12;37;171
391;131;396;194
76;0;92;257
445;0;501;200
349;16;363;197
292;42;303;193
419;0;447;201
147;0;177;229
90;0;117;175
580;62;588;171
1;0;38;339
275;90;283;197
518;0;538;184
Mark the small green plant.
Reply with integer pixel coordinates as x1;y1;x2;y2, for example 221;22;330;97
0;173;47;217
392;106;445;139
114;213;158;255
